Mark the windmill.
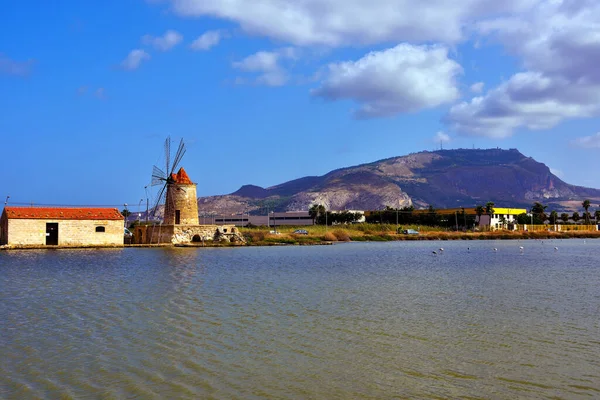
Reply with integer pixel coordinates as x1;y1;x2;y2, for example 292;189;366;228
149;136;187;221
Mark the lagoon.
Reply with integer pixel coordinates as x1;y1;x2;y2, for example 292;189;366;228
1;240;600;399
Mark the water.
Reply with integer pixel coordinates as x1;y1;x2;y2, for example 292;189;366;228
1;240;600;399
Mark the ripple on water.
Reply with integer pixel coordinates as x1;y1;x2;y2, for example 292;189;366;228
2;241;600;398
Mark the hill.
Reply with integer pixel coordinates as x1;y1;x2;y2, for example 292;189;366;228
196;148;600;214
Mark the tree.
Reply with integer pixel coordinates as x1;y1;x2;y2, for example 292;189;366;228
121;209;131;218
531;202;547;224
475;205;485;224
595;209;600;223
516;213;530;225
309;204;325;225
485;201;495;216
572;211;580;223
560;213;570;223
582;199;591;224
549;210;558;224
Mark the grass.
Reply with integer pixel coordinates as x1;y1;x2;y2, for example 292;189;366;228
239;224;600;246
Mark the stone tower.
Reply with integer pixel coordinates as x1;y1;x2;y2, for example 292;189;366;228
163;167;199;225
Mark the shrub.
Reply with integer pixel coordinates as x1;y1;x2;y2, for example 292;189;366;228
332;229;351;241
323;232;337;241
246;231;265;242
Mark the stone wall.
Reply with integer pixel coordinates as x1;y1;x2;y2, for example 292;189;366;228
4;219;123;246
134;224;245;245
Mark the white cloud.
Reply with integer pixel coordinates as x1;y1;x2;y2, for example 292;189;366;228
0;54;35;76
446;72;600;138
434;131;451;143
477;2;600;83
572;132;600;149
233;48;298;86
470;82;484;93
121;49;151;70
234;51;280;72
190;30;223;50
447;1;600;137
142;30;183;51
312;44;462;118
164;0;538;46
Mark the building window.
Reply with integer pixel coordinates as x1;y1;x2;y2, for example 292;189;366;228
95;226;105;233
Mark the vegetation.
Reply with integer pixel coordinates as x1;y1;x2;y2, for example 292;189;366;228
363;206;475;230
485;201;495;217
583;199;591;224
549;210;558;224
239;198;600;247
531;202;547;224
237;223;600;246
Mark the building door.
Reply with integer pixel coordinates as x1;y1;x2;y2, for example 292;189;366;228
46;223;58;245
175;210;181;224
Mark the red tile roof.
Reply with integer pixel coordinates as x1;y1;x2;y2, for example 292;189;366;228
171;167;193;184
2;207;124;220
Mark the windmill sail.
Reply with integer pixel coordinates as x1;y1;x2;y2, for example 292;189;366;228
149;136;187;220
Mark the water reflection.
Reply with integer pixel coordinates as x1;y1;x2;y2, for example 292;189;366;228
1;240;600;398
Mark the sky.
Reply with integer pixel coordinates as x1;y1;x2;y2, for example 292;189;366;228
2;0;600;210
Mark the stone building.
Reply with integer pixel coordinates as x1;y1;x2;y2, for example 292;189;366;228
0;207;124;247
135;167;245;245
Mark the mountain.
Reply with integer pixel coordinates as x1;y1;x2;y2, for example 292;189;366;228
196;148;600;214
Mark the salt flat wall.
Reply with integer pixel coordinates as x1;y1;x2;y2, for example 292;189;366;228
4;219;123;246
135;224;241;244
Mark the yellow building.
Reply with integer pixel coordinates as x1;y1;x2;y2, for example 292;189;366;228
480;207;528;230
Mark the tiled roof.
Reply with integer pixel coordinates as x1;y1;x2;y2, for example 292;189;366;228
171;167;193;184
2;207;124;220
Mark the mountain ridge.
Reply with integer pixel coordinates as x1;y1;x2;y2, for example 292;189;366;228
196;148;600;214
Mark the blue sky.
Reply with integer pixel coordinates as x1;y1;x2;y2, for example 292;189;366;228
2;0;600;210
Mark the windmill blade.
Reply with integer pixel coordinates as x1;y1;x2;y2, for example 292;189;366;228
151;165;167;186
165;136;171;179
170;138;186;174
151;184;168;219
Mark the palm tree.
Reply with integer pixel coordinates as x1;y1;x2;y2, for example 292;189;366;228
572;211;580;223
531;202;547;224
475;205;485;225
485;202;495;217
308;204;325;225
560;213;570;224
595;209;600;223
582;199;591;225
549;210;558;224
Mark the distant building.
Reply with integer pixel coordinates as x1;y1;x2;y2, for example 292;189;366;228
208;210;365;227
210;211;314;227
0;207;124;247
477;207;527;230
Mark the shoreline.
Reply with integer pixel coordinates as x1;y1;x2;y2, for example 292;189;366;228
2;230;599;251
